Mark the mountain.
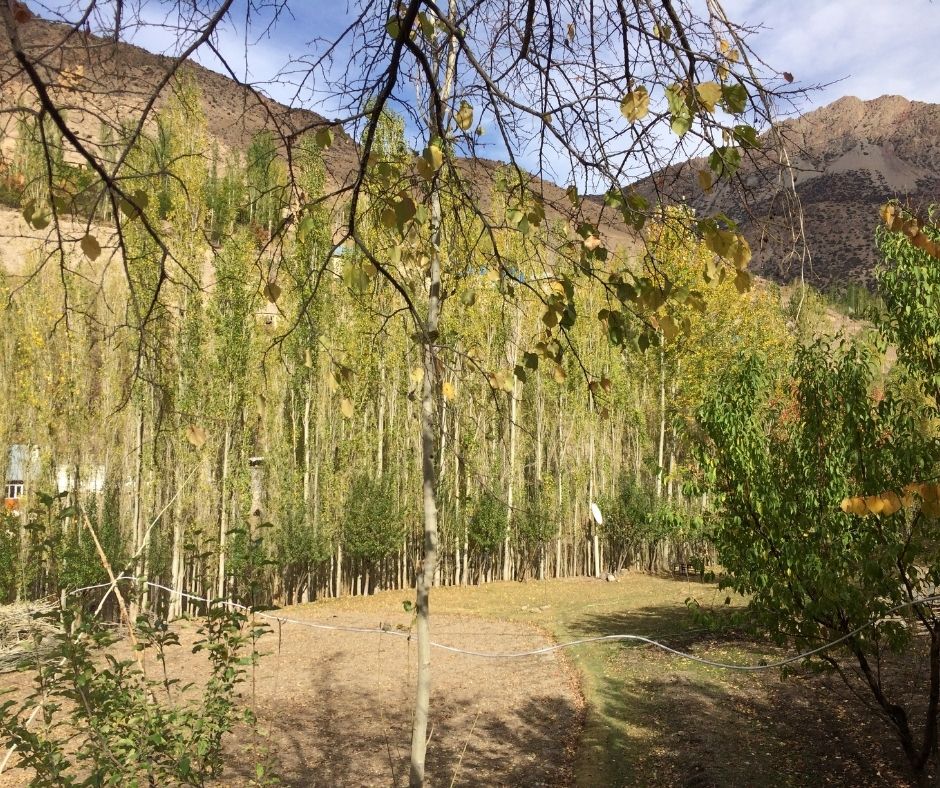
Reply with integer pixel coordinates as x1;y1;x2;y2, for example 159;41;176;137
2;19;938;288
0;17;634;259
638;95;940;288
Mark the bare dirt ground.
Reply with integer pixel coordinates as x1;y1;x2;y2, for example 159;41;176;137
0;604;582;787
2;576;933;786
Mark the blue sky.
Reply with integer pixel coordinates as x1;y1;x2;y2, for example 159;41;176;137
114;0;940;112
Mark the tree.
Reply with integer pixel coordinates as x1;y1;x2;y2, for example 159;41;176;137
696;207;940;782
0;2;805;783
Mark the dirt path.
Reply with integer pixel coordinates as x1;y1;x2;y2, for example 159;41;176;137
0;605;582;787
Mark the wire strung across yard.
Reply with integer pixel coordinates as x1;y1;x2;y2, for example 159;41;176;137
70;577;940;671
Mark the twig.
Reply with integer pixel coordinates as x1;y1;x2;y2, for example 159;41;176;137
80;511;146;678
0;703;40;775
448;704;483;788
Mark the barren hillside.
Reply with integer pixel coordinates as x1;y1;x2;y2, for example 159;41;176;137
638;95;940;288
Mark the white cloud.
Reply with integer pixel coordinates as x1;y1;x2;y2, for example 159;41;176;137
722;0;940;108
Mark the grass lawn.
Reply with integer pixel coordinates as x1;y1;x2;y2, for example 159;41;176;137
308;574;910;786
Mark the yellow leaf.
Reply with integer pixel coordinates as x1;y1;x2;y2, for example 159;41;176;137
620;86;650;123
340;398;354;419
695;81;722;112
416;157;435;181
840;496;867;516
734;269;751;294
410;367;425;386
879;492;903;516
424;144;444;171
697;169;713;193
455;101;474;131
864;495;885;515
732;234;752;269
659;314;679;343
185;424;208;449
442;381;456;401
553;365;567;384
703;227;735;258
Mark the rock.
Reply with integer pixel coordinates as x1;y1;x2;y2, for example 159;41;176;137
605;572;618;582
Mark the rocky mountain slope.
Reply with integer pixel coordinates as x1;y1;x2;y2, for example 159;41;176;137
0;17;633;259
641;95;940;288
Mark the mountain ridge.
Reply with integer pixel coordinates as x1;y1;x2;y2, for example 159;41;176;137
2;18;938;287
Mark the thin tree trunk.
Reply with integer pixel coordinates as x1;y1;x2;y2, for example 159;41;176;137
410;9;455;782
503;373;519;581
130;410;145;616
589;392;600;578
217;404;232;600
656;345;666;500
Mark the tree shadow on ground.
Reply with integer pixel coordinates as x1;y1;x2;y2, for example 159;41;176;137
570;603;917;787
220;649;580;787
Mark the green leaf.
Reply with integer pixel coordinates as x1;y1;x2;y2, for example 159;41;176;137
315;127;334;149
708;146;742;179
417;11;434;38
671;110;692;138
664;83;686;116
732;124;760;149
697;169;713;192
394;195;416;227
297;214;316;242
343;260;371;292
665;85;692;136
385;17;400;39
119;189;149;219
721;83;748;114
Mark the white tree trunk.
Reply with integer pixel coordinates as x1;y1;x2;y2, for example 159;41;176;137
217;412;232;600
